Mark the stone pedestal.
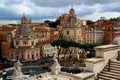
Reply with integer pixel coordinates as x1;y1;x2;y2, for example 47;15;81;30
85;58;104;76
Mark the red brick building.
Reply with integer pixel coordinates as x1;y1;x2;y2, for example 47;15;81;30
103;23;114;44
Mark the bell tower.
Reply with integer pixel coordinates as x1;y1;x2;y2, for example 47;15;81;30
21;13;28;24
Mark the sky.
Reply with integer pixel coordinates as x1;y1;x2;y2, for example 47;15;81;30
0;0;120;24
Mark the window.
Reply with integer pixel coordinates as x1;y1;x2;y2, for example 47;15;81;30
31;52;34;60
27;54;30;59
67;30;69;35
11;53;13;58
21;54;24;59
16;55;19;60
16;41;19;45
23;40;28;45
32;41;34;45
36;52;38;57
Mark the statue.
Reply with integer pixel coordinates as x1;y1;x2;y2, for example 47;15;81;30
50;57;61;74
12;60;24;80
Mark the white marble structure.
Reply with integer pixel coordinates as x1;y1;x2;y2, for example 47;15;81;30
50;57;61;74
113;36;120;45
12;60;24;80
12;58;94;80
85;44;120;77
11;44;120;80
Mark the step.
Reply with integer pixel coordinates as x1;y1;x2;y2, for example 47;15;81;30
101;71;120;77
99;73;120;79
110;63;120;66
110;61;120;66
98;61;120;80
105;67;120;71
104;69;120;74
106;65;120;68
98;76;117;80
110;65;120;68
111;61;120;63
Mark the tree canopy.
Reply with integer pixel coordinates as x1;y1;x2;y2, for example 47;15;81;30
51;39;102;49
44;18;60;28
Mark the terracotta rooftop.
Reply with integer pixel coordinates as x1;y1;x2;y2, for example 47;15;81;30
0;26;15;31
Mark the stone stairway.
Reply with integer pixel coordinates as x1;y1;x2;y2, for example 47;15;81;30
97;61;120;80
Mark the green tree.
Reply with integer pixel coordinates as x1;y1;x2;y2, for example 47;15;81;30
51;39;102;59
44;18;60;28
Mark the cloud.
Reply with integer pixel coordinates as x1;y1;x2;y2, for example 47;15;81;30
9;20;17;24
101;2;120;12
30;0;76;7
83;12;120;21
0;8;20;20
74;4;101;17
30;0;120;7
0;0;120;24
0;0;35;20
12;3;34;15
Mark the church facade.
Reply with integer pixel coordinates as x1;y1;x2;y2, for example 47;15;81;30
61;8;83;43
2;15;40;62
1;14;59;62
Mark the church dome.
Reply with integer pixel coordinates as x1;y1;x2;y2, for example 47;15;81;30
21;13;27;21
15;24;33;36
70;8;75;12
21;16;27;21
21;13;28;24
69;8;75;15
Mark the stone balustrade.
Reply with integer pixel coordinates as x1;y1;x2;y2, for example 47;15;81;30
85;44;120;78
